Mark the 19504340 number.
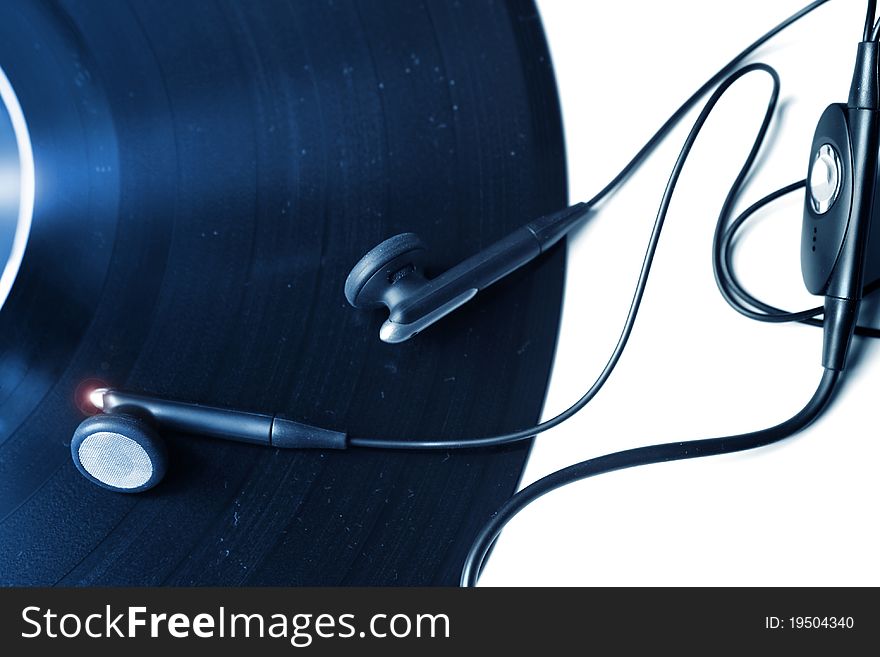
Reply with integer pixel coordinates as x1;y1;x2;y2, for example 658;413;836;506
765;616;854;630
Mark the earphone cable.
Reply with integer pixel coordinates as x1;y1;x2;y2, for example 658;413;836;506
459;366;840;586
584;0;831;209
456;0;871;585
715;180;823;323
714;180;880;337
865;0;877;41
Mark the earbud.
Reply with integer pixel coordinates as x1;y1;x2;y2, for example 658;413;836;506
72;389;347;493
802;39;880;370
345;203;591;343
72;413;168;493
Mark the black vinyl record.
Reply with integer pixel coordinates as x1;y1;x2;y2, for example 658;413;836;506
0;0;567;585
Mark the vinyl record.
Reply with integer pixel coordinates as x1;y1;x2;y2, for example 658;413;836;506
0;0;567;585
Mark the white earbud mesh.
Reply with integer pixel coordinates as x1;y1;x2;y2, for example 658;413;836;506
77;431;153;489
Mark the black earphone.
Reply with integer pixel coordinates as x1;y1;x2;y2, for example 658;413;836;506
69;0;880;585
71;389;346;493
344;203;590;343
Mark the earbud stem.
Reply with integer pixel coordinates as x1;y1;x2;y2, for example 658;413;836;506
380;203;590;342
525;202;591;252
100;390;347;450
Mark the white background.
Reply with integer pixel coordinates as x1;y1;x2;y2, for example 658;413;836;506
482;0;880;586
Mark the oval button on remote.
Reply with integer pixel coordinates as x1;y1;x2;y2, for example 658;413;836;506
809;143;842;215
